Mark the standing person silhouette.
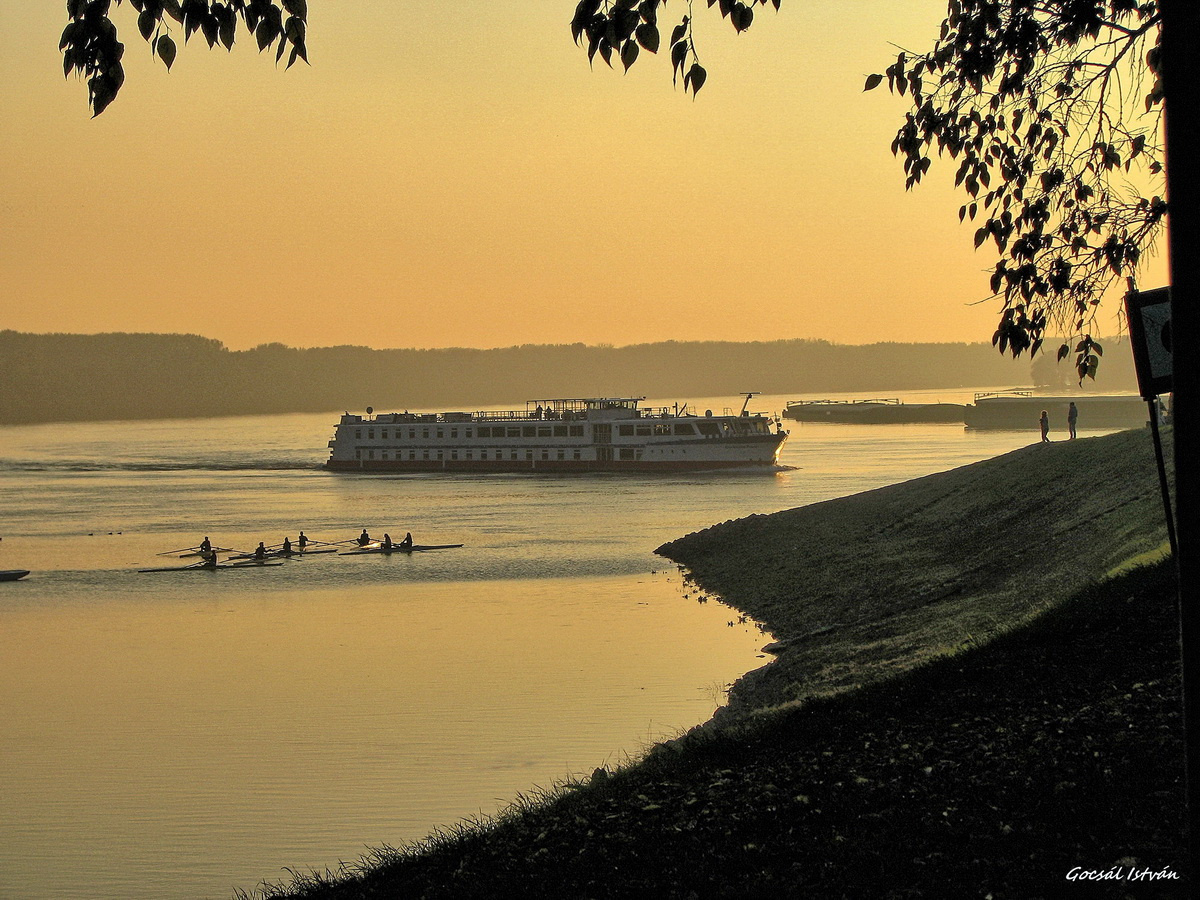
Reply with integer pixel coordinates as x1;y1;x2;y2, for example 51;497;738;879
1040;410;1050;443
1067;401;1078;439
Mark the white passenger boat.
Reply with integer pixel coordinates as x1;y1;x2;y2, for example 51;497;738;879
325;395;787;473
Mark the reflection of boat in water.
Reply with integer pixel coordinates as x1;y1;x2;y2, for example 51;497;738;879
783;398;966;424
326;395;787;472
963;391;1149;430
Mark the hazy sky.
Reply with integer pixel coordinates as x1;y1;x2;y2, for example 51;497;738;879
0;2;1164;351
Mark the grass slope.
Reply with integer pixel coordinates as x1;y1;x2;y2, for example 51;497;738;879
250;429;1184;899
659;428;1173;713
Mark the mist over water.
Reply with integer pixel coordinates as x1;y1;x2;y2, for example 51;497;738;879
0;391;1111;900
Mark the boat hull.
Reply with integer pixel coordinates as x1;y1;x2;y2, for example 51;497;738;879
964;395;1149;430
1;570;30;582
784;402;965;424
326;456;783;474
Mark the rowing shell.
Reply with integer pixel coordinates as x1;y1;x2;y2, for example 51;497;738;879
138;562;286;573
340;543;464;555
1;569;31;582
228;547;340;560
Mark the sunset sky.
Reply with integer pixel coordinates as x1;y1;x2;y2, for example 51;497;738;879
0;1;1165;351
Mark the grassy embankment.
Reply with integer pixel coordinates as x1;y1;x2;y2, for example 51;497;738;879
249;428;1184;899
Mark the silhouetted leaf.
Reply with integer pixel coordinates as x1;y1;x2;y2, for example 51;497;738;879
138;10;156;42
635;23;659;53
157;34;177;70
620;38;639;70
864;73;883;91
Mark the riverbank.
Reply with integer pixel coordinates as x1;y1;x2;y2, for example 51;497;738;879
248;428;1184;899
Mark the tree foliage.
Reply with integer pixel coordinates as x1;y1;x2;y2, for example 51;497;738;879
61;0;308;117
572;0;1165;381
865;0;1165;381
63;1;1166;381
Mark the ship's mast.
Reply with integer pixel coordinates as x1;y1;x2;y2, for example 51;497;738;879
738;392;759;416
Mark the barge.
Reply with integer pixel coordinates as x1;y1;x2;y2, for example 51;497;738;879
325;396;787;473
783;398;966;424
963;391;1150;430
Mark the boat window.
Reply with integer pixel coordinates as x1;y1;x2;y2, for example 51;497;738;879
654;423;670;435
557;449;565;460
368;430;374;439
573;450;581;460
450;428;458;439
698;422;721;437
355;429;362;439
465;429;473;439
510;451;518;460
380;429;388;439
507;427;522;438
423;450;430;459
409;429;416;439
437;429;444;439
409;451;415;460
553;425;567;437
636;425;652;436
674;423;695;435
422;429;429;439
465;451;472;459
477;427;491;437
368;450;375;459
451;450;458;460
437;450;444;460
569;426;584;437
619;425;634;436
541;450;549;459
526;450;533;460
355;449;362;459
523;426;536;438
480;450;487;459
537;427;551;437
619;448;635;460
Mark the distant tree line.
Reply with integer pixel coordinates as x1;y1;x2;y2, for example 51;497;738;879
0;330;1137;425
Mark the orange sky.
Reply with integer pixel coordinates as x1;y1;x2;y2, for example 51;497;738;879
0;2;1165;351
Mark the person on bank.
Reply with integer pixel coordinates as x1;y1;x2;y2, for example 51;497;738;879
1040;410;1050;443
1068;401;1078;439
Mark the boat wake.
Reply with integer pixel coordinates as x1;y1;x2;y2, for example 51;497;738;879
0;457;323;473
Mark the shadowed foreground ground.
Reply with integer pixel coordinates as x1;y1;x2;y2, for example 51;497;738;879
249;429;1184;899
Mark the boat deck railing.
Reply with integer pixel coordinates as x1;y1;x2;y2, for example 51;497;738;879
786;398;900;408
973;390;1035;402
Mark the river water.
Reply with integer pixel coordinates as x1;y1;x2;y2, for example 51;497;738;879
0;389;1097;900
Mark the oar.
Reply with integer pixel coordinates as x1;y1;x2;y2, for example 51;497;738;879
157;545;200;557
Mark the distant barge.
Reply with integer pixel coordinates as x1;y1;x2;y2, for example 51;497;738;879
783;398;966;424
963;391;1150;430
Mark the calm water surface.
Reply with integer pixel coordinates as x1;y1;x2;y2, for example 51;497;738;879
0;390;1101;899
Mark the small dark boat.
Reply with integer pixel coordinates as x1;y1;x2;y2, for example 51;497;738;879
341;543;464;555
1;570;31;582
138;562;286;573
